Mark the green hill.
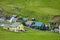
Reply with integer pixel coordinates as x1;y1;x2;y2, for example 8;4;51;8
0;0;60;23
0;0;60;40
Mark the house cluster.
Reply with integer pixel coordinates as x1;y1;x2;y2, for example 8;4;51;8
0;15;60;33
0;15;25;32
49;15;60;33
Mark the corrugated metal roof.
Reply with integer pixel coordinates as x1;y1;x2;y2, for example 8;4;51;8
11;22;21;28
3;24;10;28
32;22;43;27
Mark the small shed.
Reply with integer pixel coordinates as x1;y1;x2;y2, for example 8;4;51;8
32;18;35;21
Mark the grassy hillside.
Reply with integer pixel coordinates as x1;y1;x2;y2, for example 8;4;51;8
0;0;60;23
0;27;60;40
0;0;60;40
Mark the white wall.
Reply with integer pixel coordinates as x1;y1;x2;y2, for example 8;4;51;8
59;25;60;33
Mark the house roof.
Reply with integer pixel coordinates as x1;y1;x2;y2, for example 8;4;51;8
3;24;10;28
32;22;43;27
25;21;34;26
0;18;4;22
11;22;21;28
3;22;21;28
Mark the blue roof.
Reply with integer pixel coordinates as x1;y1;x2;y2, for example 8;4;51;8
32;22;43;27
11;22;21;28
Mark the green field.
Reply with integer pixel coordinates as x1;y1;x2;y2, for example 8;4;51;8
0;0;60;40
0;0;60;23
0;27;60;40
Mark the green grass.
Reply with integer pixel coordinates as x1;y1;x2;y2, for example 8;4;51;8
0;27;60;40
0;0;60;23
0;0;60;40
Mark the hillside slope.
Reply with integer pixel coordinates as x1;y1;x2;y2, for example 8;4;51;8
0;0;60;40
0;0;60;23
